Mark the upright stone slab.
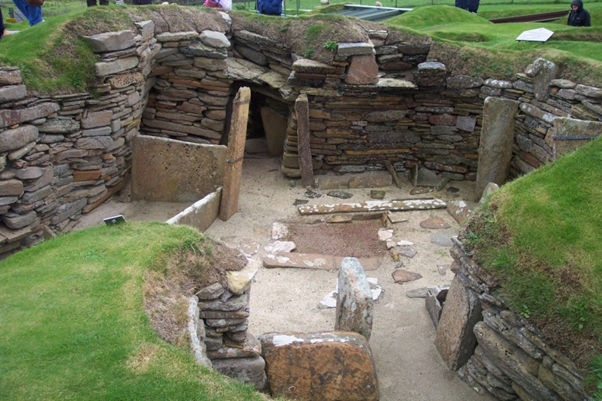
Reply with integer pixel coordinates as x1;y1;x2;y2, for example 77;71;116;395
335;257;374;340
259;331;379;401
260;107;286;157
435;275;482;371
475;97;518;200
345;55;378;85
295;94;314;187
220;87;250;221
531;58;558;101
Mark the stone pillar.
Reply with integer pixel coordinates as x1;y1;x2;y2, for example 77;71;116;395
335;257;374;341
295;94;314;187
220;87;250;221
475;97;518;200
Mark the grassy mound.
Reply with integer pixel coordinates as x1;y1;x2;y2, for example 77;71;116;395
0;222;262;400
388;5;491;30
463;137;602;390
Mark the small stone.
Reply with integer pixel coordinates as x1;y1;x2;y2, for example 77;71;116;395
293;199;308;206
398;248;417;258
392;269;422;284
396;240;414;246
226;258;260;295
430;231;455;247
410;186;434;195
304;189;322;199
387;211;408;224
264;241;296;253
447;187;460;193
406;287;429;298
437;265;448;276
420;216;451;229
370;190;386;200
327;190;353;199
377;228;393;241
271;222;289;240
327;215;352;224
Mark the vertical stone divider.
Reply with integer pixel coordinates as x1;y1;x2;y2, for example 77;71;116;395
335;257;374;341
219;87;250;221
475;97;519;200
295;94;314;187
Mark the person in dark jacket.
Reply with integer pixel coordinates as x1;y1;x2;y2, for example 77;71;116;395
567;0;591;26
257;0;282;16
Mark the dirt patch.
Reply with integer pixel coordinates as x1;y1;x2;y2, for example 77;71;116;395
288;220;388;258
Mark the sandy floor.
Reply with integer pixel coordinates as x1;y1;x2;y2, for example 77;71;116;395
206;157;492;401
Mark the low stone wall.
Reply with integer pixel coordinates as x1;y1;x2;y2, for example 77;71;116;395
435;239;591;400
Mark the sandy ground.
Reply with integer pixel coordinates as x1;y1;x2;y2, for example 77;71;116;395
206;157;492;401
78;154;490;400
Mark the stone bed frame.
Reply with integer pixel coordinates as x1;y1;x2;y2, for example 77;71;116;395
0;8;600;400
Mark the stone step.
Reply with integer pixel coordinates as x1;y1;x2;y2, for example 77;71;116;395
263;252;379;271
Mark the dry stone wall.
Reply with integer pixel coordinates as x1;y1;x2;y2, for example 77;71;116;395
1;8;601;263
437;240;592;400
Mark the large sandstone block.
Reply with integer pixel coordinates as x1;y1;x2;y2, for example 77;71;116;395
435;275;482;371
335;257;374;340
0;125;39;152
259;331;379;401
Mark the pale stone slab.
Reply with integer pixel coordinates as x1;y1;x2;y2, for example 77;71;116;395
0;125;38;152
226;257;260;295
166;189;222;232
85;30;136;53
336;257;374;340
94;57;139;77
298;198;446;215
199;30;230;48
447;200;472;225
263;252;380;271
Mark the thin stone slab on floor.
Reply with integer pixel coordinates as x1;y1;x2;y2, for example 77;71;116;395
263;252;380;271
298;198;446;215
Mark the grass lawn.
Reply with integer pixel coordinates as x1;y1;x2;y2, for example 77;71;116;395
463;137;602;393
0;222;263;400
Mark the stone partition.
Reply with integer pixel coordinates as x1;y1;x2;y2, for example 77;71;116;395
131;135;226;202
435;239;592;400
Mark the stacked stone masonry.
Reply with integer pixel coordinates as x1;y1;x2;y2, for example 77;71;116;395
447;241;591;400
0;9;600;263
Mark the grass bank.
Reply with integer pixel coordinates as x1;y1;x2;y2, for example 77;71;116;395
462;137;602;393
0;222;263;400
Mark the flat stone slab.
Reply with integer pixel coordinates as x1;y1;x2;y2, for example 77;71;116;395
298;198;447;215
392;269;422;284
420;215;451;229
259;331;379;401
263;252;380;271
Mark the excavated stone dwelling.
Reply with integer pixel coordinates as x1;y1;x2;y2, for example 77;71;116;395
0;8;600;400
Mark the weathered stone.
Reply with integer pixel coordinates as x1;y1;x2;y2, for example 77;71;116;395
418;62;446;87
426;287;448;329
447;75;483;89
24;167;53;192
95;57;138;77
235;46;267;65
38;118;80;134
479;182;499;203
76;136;114;150
199;292;247;312
337;42;375;58
392;269;422;283
259;331;379;401
0;179;23;196
298;198;446;215
226;258;259;295
530;58;558;100
1;211;38;229
50;198;87;225
196;283;225;300
211;356;267;391
474;322;559;400
345;55;378;85
0;85;27;102
292;58;338;74
575;84;602;99
199;30;231;48
0;103;60;128
0;69;22;85
107;72;144;89
264;241;296;253
363;109;407;122
156;31;198;42
335;257;374;340
85;30;136;53
0;196;18;206
435;275;482;371
475;97;518;200
14;166;46;180
348;172;392;188
260;107;286;157
456;115;477;132
550;79;576;89
551;117;602;157
484;79;513;89
207;333;261;359
420;215;451;229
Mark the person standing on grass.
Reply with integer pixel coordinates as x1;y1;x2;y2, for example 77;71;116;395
567;0;591;26
257;0;282;16
87;0;109;6
12;0;43;26
132;0;152;4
